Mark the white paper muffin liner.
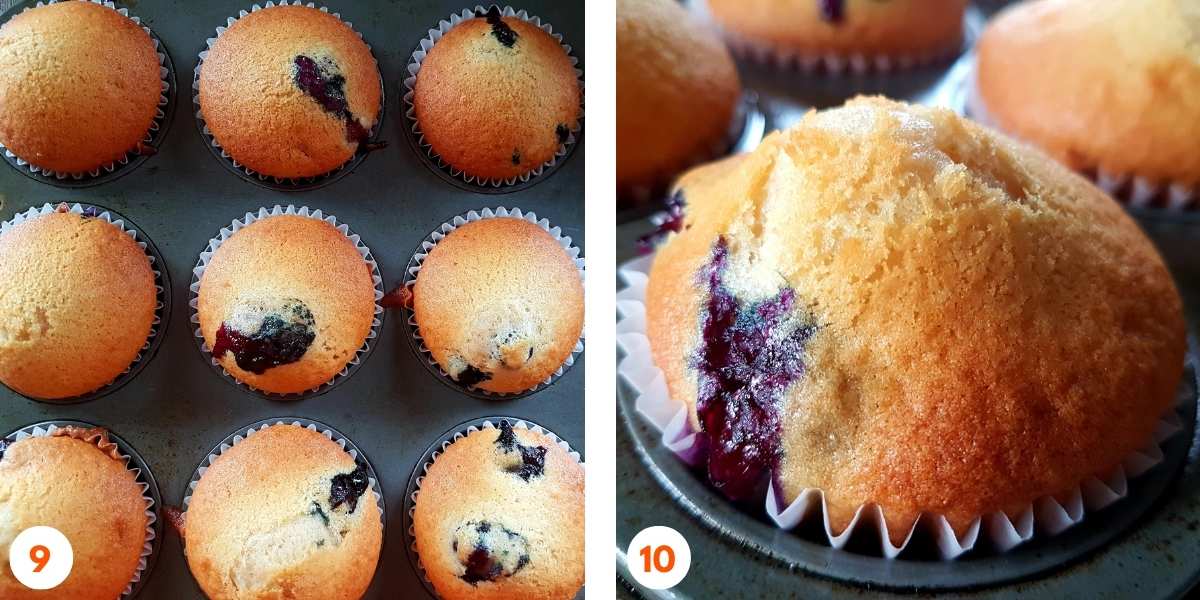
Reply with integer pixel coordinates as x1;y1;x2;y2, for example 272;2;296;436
192;1;383;186
401;206;585;397
688;0;968;75
0;0;171;180
188;205;384;398
616;253;1186;559
402;5;584;188
964;65;1198;211
180;419;385;528
406;417;583;590
3;422;159;599
0;202;167;402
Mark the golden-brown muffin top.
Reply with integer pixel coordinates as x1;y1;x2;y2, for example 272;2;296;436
645;97;1185;543
617;0;741;196
414;9;581;181
413;422;584;600
0;209;156;400
184;424;381;600
413;217;584;394
0;1;161;174
977;0;1200;186
0;428;149;600
199;5;381;179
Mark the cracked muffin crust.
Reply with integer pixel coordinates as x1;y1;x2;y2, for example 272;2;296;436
197;214;375;395
0;427;149;600
198;4;381;179
645;97;1186;543
617;0;741;199
413;422;584;600
0;1;161;174
977;0;1200;188
183;424;381;600
413;217;584;394
413;7;581;181
0;208;156;400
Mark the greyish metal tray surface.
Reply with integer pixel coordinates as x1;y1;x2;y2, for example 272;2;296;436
616;1;1200;597
0;1;584;598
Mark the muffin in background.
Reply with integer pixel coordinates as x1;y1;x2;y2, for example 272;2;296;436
0;1;160;174
413;217;583;394
413;421;584;600
645;96;1185;543
413;7;581;182
0;207;156;400
197;214;376;395
976;0;1200;195
182;423;381;599
198;5;381;179
0;427;149;600
617;0;741;200
708;0;966;65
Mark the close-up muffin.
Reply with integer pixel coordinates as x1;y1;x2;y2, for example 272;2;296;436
197;213;376;395
0;1;161;174
617;0;741;199
182;423;381;599
198;4;382;179
0;427;149;600
413;7;581;182
708;0;967;63
413;421;584;600
0;207;156;400
413;216;584;394
644;97;1185;542
976;0;1200;195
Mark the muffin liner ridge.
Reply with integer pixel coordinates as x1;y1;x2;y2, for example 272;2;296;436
403;417;584;596
616;253;1186;560
188;204;385;399
401;206;586;398
0;0;173;182
0;202;169;404
402;5;584;189
2;421;161;599
192;0;385;190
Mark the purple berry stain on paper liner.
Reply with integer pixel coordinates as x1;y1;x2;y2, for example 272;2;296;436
213;298;316;375
819;0;845;23
475;6;519;48
293;55;386;152
329;463;370;513
692;236;816;501
637;190;688;254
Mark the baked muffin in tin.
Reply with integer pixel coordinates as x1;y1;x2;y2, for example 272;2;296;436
413;421;584;599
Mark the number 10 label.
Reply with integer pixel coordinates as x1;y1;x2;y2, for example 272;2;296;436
8;526;73;590
628;526;691;590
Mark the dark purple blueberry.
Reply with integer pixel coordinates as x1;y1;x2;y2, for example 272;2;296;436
636;190;688;254
496;420;518;451
455;364;491;387
212;299;316;375
293;55;377;147
0;438;9;460
818;0;845;23
494;420;548;481
556;123;570;144
691;236;816;500
329;464;370;513
79;206;100;219
512;149;521;166
455;520;530;585
475;6;519;47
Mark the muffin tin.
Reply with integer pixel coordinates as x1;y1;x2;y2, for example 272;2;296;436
0;1;583;598
616;1;1200;597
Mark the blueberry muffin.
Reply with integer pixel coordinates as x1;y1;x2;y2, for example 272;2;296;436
0;206;156;400
199;5;382;179
413;7;581;181
197;214;375;395
708;0;967;62
413;217;583;394
0;427;149;600
0;1;160;174
976;0;1200;191
617;0;741;199
413;421;584;599
183;424;382;599
645;97;1185;542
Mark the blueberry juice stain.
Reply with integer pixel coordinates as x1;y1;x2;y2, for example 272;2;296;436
692;236;816;501
819;0;846;23
637;189;687;254
292;55;384;153
495;420;547;481
213;298;316;374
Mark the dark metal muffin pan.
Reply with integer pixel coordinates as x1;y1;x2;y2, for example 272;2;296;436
0;1;583;598
617;1;1200;597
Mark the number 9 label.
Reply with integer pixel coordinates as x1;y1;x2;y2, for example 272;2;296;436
8;526;72;590
627;526;691;590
